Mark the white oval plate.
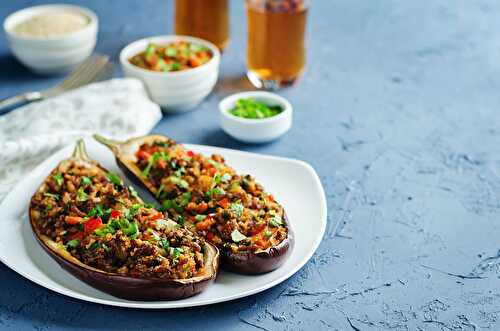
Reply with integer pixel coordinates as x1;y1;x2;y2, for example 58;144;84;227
0;138;327;309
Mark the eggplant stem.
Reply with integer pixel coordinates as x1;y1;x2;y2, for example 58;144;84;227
93;134;121;153
72;139;90;161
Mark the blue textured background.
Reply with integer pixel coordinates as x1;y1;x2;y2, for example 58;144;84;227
2;1;500;330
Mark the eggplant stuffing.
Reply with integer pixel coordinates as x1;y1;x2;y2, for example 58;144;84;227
95;134;293;274
29;140;219;300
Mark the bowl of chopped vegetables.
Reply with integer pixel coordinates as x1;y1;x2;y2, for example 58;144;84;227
219;91;293;143
120;35;220;112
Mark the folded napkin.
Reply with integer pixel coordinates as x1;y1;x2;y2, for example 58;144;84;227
0;78;162;201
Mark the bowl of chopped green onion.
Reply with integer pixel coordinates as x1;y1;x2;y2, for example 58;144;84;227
219;91;292;143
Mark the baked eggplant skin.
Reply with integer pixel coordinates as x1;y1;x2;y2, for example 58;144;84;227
94;134;294;275
29;140;219;301
220;213;294;275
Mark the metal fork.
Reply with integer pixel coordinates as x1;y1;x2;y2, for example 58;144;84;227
0;54;111;112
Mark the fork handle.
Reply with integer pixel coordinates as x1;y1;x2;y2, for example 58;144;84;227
0;91;43;112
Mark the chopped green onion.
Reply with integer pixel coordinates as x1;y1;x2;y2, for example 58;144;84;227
229;98;283;119
169;176;189;189
165;47;177;57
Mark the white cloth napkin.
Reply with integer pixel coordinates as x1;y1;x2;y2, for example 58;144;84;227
0;78;162;201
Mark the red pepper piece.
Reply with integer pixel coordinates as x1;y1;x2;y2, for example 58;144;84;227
84;217;103;235
187;150;195;157
110;210;121;219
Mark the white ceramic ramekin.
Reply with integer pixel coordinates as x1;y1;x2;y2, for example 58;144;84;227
120;35;220;112
219;91;293;143
3;4;98;75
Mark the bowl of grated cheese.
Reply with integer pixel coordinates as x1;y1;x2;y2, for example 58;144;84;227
3;4;98;75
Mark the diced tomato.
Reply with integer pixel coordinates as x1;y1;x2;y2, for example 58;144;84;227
84;217;103;235
267;194;275;202
249;223;266;236
208;167;217;176
218;198;230;209
196;216;215;231
189;56;201;67
71;231;84;240
65;216;84;225
135;149;151;160
187;150;195;157
151;213;164;220
206;232;214;241
196;202;208;213
157;159;167;169
110;210;121;219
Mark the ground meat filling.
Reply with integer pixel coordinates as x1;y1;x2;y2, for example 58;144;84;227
134;139;288;253
30;161;205;279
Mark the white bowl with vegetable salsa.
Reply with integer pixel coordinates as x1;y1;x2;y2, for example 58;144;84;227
219;91;293;143
120;35;220;112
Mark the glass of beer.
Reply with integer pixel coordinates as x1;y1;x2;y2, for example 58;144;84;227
246;0;308;89
175;0;230;52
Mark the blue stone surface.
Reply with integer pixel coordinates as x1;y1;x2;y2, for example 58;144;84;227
1;0;500;330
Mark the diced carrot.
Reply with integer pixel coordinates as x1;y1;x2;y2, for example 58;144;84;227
135;149;151;160
65;216;84;225
218;198;230;209
157;159;167;169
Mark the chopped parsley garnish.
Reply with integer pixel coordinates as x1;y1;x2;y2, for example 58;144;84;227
269;215;283;227
66;239;80;249
195;215;206;222
169;176;189;189
53;173;64;186
141;152;170;177
170;247;184;259
81;176;92;186
160;238;170;250
106;172;123;187
230;203;244;218
76;187;88;202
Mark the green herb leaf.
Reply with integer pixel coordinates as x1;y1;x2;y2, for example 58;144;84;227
76;187;88;202
106;172;123;187
180;192;192;207
160;238;170;250
66;239;80;249
230;203;244;218
53;173;64;186
175;215;185;226
165;47;177;57
269;215;283;227
124;221;139;236
169;176;189;189
170;247;184;259
81;176;92;186
231;229;247;243
195;214;206;222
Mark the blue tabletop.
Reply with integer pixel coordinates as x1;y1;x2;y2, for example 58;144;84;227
2;1;500;330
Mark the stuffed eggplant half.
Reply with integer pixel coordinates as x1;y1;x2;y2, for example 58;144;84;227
94;134;293;274
29;140;219;301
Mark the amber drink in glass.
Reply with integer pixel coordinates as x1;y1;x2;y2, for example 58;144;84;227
246;0;308;89
175;0;230;51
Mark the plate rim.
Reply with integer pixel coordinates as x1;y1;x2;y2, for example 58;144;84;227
0;141;327;309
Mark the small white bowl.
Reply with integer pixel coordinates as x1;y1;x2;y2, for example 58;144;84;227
120;35;220;112
3;4;98;75
219;91;293;143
